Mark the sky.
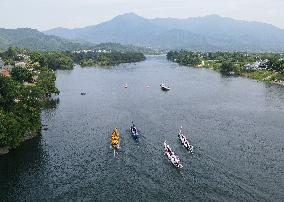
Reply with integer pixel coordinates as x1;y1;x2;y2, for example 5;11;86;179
1;0;284;30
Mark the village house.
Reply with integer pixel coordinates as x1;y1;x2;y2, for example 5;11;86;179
3;65;14;71
15;61;27;68
0;68;11;77
16;53;29;61
244;60;268;71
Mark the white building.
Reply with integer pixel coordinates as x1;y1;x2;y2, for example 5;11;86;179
15;61;27;68
244;60;268;70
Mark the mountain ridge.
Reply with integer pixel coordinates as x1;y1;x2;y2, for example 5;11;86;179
44;13;284;52
0;28;88;51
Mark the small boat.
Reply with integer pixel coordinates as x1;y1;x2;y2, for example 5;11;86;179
160;84;170;91
164;141;183;168
81;92;86;95
124;83;128;88
111;128;120;149
130;122;139;140
178;127;193;153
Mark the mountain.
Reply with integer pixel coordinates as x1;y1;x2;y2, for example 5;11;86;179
151;15;284;51
46;13;165;46
44;13;284;52
0;28;89;51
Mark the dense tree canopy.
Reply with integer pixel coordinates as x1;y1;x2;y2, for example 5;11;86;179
219;62;236;75
72;51;146;67
0;50;59;148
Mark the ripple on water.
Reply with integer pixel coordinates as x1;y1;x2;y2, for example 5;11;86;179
0;56;284;201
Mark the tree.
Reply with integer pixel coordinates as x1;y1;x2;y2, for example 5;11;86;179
11;67;33;83
30;52;45;67
219;62;235;75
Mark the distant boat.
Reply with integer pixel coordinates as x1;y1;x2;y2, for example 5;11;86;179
160;84;170;91
124;83;128;88
81;92;86;95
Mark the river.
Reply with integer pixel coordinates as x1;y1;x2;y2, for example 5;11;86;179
0;56;284;201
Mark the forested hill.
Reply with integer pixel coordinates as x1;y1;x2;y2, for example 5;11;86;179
0;28;159;54
0;28;87;51
44;13;284;52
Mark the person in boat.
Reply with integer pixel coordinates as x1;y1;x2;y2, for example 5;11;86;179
173;154;180;162
181;136;185;145
171;156;180;167
131;124;137;134
165;146;170;153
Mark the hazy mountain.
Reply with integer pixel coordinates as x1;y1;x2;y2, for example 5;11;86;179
151;14;284;51
44;13;284;52
46;13;165;45
0;28;88;51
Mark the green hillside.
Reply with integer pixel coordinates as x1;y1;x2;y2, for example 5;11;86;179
0;28;87;51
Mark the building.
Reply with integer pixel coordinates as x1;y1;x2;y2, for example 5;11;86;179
15;61;27;68
244;60;268;71
0;68;11;77
3;65;14;71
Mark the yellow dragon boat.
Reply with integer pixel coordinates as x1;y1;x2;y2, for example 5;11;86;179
111;128;120;149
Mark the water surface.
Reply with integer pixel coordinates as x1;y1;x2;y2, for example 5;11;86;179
1;56;284;201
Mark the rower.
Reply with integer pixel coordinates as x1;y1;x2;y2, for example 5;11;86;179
132;125;137;134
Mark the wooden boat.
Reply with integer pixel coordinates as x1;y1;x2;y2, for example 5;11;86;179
130;122;139;141
164;141;183;168
160;84;170;91
178;127;193;153
81;92;86;95
111;128;120;149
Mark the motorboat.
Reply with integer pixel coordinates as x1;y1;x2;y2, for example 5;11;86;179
160;84;170;91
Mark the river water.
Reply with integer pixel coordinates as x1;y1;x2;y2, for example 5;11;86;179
1;56;284;201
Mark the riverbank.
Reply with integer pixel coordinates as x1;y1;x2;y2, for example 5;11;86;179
0;130;39;156
0;48;59;153
167;51;284;85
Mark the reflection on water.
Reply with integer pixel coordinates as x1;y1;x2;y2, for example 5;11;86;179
43;97;60;110
264;84;284;110
0;136;49;201
0;56;283;201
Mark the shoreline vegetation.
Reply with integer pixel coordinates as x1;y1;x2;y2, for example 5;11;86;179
72;50;146;67
167;51;284;85
0;47;146;155
0;48;59;155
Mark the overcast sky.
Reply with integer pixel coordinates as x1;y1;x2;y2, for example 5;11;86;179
1;0;284;30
